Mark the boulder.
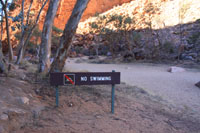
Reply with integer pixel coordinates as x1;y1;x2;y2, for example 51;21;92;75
18;97;30;105
0;114;8;121
168;66;185;73
195;81;200;88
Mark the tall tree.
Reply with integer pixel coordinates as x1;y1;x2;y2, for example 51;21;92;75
50;0;89;72
0;0;13;61
0;10;7;74
16;0;48;64
39;0;60;74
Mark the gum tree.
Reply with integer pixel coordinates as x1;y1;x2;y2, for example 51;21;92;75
16;0;48;64
0;0;13;61
50;0;89;72
39;0;60;74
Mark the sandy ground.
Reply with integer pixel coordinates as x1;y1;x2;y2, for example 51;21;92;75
1;59;200;133
65;57;200;118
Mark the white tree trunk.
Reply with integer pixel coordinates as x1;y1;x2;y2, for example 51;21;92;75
39;0;60;74
0;41;7;74
16;0;48;64
50;0;89;72
0;0;13;61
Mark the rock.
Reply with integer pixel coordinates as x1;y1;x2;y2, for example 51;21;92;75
123;51;135;62
32;105;45;119
0;114;8;121
184;55;195;61
188;53;198;58
195;81;200;88
18;97;29;105
69;51;77;58
88;56;96;59
7;108;26;115
107;52;112;56
68;102;74;107
168;66;185;73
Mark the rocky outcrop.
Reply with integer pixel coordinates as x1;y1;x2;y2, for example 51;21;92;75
54;0;132;29
1;0;132;51
74;0;200;61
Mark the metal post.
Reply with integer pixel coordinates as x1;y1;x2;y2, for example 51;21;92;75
111;70;115;114
55;86;59;107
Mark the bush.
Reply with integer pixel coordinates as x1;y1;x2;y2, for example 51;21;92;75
9;2;17;11
162;41;175;54
52;26;63;33
187;32;200;44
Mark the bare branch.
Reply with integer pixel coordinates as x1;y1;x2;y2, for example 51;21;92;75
21;0;25;32
16;0;49;64
0;0;5;8
26;0;33;26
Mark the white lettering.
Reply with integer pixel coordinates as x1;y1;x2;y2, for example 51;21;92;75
81;76;87;81
90;76;111;81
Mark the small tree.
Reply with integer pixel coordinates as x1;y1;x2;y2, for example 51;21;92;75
0;0;14;61
16;0;48;64
50;0;89;72
0;10;7;74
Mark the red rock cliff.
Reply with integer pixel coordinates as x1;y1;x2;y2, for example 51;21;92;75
54;0;132;29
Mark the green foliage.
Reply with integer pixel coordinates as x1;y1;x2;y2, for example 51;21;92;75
52;34;60;45
162;41;175;54
197;19;200;23
187;32;200;44
99;15;106;20
52;26;63;33
94;12;100;17
124;17;132;24
89;14;134;33
90;22;98;29
131;31;141;43
32;26;42;37
14;32;21;40
9;2;17;11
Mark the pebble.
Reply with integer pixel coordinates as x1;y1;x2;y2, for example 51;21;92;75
0;114;8;121
168;66;185;73
18;97;29;105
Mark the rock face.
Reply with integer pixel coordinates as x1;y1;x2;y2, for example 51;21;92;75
2;0;132;49
74;0;200;61
54;0;132;29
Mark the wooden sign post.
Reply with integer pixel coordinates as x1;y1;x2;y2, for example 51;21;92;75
50;70;120;114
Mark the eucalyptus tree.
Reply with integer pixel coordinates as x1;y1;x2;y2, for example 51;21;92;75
50;0;89;72
16;0;49;64
39;0;60;74
0;0;13;61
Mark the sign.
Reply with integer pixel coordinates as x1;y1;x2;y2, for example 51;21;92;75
64;74;75;85
50;72;120;86
50;71;120;114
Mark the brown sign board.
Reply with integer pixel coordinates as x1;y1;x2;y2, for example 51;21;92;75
50;72;120;86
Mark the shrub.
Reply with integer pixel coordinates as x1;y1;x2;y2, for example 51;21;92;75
162;41;175;54
52;26;63;34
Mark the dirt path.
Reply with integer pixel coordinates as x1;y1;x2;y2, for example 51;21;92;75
65;57;200;118
1;62;200;133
